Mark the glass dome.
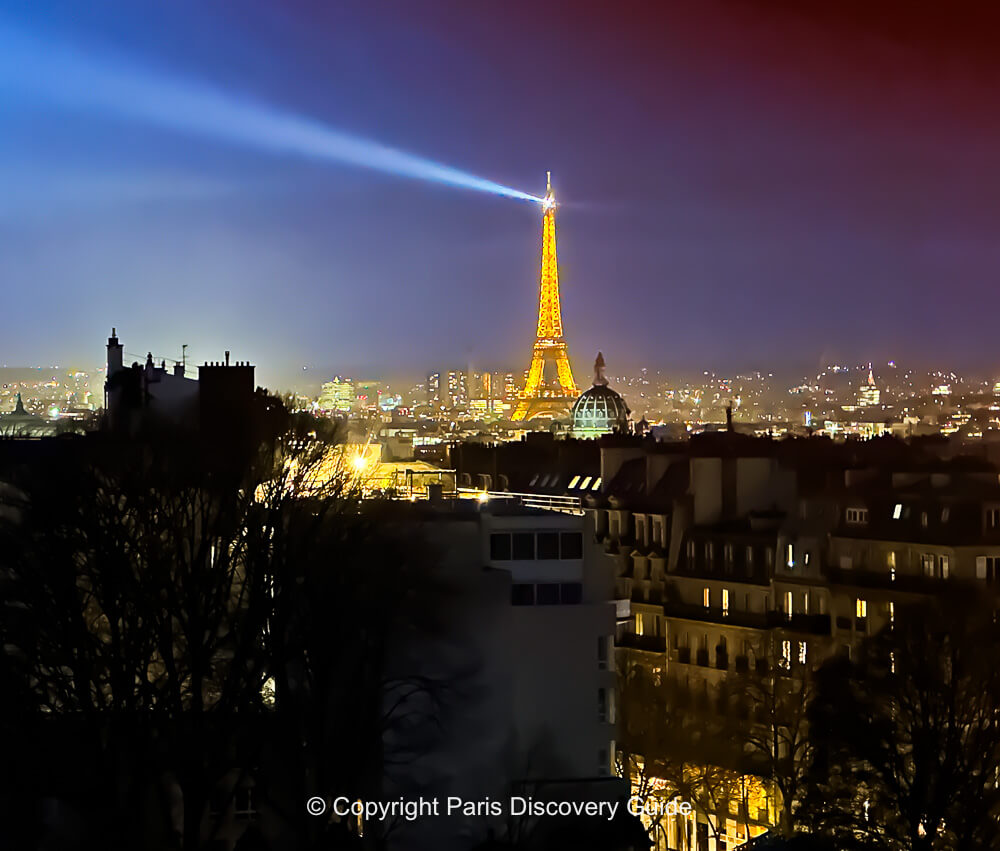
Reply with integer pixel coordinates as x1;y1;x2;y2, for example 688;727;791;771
570;353;630;438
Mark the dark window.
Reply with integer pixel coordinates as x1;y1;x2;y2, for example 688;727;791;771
234;787;256;821
490;533;511;560
537;532;559;559
512;533;535;560
536;583;560;605
560;532;583;559
511;584;535;606
560;582;583;604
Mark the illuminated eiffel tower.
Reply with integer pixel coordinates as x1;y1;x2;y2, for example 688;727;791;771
511;173;579;421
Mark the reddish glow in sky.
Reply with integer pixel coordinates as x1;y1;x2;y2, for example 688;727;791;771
1;1;999;385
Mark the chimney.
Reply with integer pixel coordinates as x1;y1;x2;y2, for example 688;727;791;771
225;350;230;366
106;327;124;377
726;404;733;432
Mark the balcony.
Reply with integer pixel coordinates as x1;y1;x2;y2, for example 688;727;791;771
696;648;709;667
660;603;832;635
618;633;666;654
767;611;833;636
827;566;973;595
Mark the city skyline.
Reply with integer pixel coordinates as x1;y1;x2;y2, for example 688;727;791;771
4;2;1000;384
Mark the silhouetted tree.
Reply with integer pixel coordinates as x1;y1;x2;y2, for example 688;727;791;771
802;591;1000;851
734;659;814;837
0;403;448;851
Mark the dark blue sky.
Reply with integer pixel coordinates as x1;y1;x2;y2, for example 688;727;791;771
2;1;999;388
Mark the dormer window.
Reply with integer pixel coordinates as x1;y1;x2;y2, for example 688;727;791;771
846;508;869;525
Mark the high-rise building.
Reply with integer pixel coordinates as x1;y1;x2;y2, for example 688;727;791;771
427;372;441;406
446;370;468;408
857;364;880;407
318;376;354;413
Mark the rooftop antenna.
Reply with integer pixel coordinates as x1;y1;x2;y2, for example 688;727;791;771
182;344;188;373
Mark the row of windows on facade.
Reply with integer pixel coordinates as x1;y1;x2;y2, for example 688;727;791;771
511;582;582;606
695;585;884;624
655;627;811;670
843;549;1000;582
490;531;583;561
847;505;1000;528
685;540;800;571
527;473;603;491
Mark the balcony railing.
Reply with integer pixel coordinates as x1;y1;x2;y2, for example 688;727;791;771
827;566;974;595
661;603;832;635
456;488;583;515
618;633;666;653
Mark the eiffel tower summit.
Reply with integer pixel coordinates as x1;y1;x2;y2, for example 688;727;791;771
511;173;580;421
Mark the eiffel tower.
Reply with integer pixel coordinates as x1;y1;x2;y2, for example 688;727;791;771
511;173;579;421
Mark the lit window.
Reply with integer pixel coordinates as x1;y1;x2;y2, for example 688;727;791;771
780;640;791;670
847;508;869;524
893;503;902;520
591;477;602;491
803;551;811;566
703;587;711;608
798;641;807;664
568;475;581;489
786;543;794;568
635;613;643;635
921;511;928;529
856;598;868;618
784;591;793;616
686;540;696;560
890;651;896;674
722;589;730;614
939;555;950;579
941;507;950;523
887;551;896;569
888;601;895;625
580;476;592;490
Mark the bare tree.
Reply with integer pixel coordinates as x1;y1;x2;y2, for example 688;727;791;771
803;591;1000;851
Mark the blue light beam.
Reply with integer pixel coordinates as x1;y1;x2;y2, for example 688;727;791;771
0;21;545;205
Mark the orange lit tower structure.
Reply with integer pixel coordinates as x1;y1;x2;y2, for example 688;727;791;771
512;173;579;420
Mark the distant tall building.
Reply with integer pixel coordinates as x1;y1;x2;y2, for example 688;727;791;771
503;372;518;401
318;376;354;413
427;372;442;406
857;364;881;406
446;370;468;408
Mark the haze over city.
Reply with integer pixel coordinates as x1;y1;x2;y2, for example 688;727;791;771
4;1;1000;388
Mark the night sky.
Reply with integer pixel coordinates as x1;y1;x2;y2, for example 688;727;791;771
2;1;1000;387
